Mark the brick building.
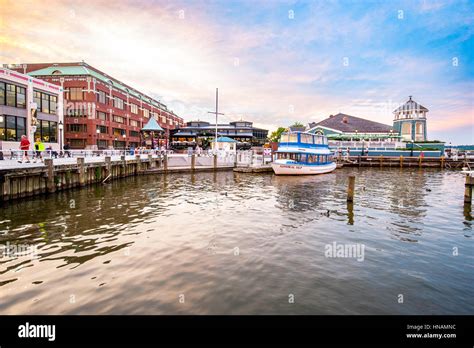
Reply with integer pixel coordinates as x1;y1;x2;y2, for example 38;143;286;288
8;62;184;149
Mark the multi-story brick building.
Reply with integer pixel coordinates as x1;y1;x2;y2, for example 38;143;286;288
8;62;184;149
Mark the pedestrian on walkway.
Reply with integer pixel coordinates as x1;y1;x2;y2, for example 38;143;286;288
18;135;31;163
34;137;45;163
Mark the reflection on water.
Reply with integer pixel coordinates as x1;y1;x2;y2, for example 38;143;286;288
0;168;473;314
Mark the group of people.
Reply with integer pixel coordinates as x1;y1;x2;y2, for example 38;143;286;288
17;135;71;164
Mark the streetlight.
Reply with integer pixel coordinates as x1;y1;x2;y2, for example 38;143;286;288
96;128;100;149
58;121;63;151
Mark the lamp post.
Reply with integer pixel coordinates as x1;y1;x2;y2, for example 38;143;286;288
96;128;100;149
410;140;414;157
58;121;63;152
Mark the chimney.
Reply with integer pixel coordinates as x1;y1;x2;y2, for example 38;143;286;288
329;114;334;118
342;116;348;123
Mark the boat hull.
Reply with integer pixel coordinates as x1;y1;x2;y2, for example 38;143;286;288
271;162;337;175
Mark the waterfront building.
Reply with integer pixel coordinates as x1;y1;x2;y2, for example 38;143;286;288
170;120;268;149
0;67;64;152
308;96;429;144
5;63;184;149
392;96;428;141
307;113;398;141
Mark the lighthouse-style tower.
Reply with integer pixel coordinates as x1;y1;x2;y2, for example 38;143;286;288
392;96;428;141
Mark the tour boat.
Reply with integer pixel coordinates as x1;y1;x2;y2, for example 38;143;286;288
271;131;337;175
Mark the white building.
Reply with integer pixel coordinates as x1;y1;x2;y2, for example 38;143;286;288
0;67;64;153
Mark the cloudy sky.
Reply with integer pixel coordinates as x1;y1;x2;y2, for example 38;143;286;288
1;0;473;143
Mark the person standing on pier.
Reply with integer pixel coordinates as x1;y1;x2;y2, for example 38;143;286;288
18;135;31;163
34;138;45;163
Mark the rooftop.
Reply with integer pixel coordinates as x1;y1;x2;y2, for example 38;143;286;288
26;62;177;115
393;96;429;113
311;113;394;134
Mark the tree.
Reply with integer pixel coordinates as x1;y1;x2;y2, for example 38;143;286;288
291;121;304;128
269;127;287;143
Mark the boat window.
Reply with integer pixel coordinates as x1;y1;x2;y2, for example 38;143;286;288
301;134;313;144
288;134;298;143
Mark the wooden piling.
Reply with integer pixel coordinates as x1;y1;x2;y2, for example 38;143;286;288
347;175;355;202
77;157;85;186
148;154;154;169
135;154;142;174
213;154;217;170
105;156;111;174
440;156;445;169
191;153;196;172
44;158;55;193
464;175;473;204
399;155;403;168
163;153;168;173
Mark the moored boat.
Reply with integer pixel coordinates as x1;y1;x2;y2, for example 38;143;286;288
271;131;337;175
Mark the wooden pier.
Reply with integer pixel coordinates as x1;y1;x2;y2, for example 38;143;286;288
340;155;473;169
0;154;234;202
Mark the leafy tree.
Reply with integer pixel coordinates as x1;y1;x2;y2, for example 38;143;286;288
269;127;287;143
291;121;304;128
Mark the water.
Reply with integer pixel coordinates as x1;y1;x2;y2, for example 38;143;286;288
0;168;472;314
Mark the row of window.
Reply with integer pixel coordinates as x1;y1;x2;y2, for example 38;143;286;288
33;90;58;115
0;83;26;109
0;115;26;141
97;127;141;138
95;91;174;120
66;88;181;125
34;120;57;143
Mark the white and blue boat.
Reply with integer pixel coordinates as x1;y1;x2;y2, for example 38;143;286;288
271;131;337;175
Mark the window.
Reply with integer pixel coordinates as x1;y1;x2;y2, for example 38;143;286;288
130;104;138;114
113;128;126;136
41;93;50;113
16;87;26;108
6;84;16;107
0;115;27;141
97;90;107;104
68;88;83;100
97;140;108;149
69;139;85;148
97;111;107;121
34;120;58;142
67;124;87;133
129;130;140;137
113;97;124;110
66;108;88;117
143;109;150;118
0;82;5;105
129;119;138;127
300;134;313;144
96;125;108;134
33;91;41;108
113;115;124;124
49;95;57;115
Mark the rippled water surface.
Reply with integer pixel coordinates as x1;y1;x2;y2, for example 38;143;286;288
0;168;473;314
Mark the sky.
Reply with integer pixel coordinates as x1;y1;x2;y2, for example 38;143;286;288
0;0;473;144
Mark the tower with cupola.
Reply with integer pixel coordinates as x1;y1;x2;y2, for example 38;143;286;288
392;96;428;141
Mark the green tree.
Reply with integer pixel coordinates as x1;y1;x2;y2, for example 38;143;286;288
269;127;287;143
291;121;304;128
